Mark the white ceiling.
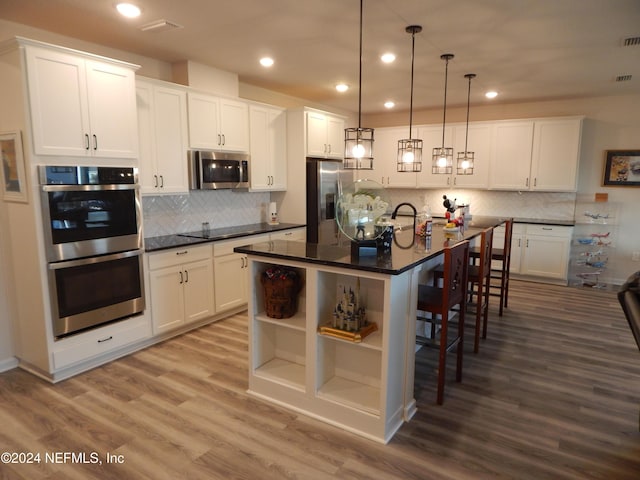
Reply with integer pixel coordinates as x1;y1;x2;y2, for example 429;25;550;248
1;0;639;114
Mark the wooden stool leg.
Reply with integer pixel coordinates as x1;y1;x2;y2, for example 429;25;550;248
456;309;464;382
437;315;448;405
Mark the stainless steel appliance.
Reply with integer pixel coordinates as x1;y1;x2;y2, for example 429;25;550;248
39;166;145;338
306;158;353;244
188;150;250;190
39;165;142;262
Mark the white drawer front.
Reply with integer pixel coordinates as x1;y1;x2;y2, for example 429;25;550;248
148;244;212;270
525;224;573;238
213;234;269;257
52;316;151;370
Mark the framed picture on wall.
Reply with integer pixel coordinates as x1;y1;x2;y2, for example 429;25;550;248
603;149;640;186
0;131;28;203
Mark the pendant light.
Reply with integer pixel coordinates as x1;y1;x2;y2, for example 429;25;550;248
344;0;374;170
397;25;423;173
432;53;454;174
457;73;476;175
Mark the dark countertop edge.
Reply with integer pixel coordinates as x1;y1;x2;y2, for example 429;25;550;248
234;242;426;276
429;215;575;227
235;245;419;276
144;223;306;253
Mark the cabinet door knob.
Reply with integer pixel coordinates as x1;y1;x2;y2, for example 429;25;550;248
218;134;222;145
154;175;158;188
93;134;97;151
160;175;164;188
222;134;226;145
179;271;184;284
184;269;189;283
85;134;90;150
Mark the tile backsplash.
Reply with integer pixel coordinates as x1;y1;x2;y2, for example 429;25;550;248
142;190;271;237
385;189;577;221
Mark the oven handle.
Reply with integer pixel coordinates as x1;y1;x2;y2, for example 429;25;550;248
41;184;140;192
48;249;143;270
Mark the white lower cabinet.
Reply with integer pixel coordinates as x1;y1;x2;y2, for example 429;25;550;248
213;234;270;313
148;245;214;334
520;225;572;280
494;223;572;282
247;258;409;443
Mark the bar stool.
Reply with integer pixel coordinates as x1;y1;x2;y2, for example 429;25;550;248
416;240;469;405
470;218;513;316
467;228;493;353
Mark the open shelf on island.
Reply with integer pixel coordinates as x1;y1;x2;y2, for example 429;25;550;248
317;376;380;416
256;310;306;331
318;322;382;351
254;357;305;391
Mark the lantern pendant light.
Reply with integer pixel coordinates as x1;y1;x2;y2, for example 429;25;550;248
344;0;374;170
457;73;476;175
432;53;454;174
397;25;423;173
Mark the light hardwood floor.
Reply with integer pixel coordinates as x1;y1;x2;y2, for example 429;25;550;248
1;280;639;479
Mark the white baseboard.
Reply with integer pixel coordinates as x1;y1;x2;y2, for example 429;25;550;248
0;356;19;373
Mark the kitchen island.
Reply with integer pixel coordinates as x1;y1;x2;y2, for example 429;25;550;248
235;217;505;443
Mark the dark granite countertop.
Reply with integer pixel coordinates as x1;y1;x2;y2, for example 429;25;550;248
235;218;506;275
144;222;306;252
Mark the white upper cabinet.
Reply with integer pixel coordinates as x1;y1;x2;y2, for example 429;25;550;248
306;110;345;159
187;92;249;152
451;123;491;188
25;45;138;158
530;117;582;191
489;117;582;192
358;126;417;188
249;104;287;191
416;125;454;188
489;121;535;190
136;79;189;195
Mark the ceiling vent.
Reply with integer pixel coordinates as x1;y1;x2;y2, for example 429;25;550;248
616;74;633;82
622;36;640;46
140;19;183;33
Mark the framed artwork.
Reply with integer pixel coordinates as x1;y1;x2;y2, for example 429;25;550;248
0;131;28;202
603;149;640;186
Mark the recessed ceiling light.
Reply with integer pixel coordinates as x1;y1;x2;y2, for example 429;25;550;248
485;91;498;99
384;101;395;109
259;57;274;67
116;3;141;18
335;83;349;93
381;53;396;63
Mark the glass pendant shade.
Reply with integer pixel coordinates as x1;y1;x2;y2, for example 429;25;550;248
343;0;374;170
397;25;423;173
456;73;476;175
397;138;423;172
432;53;454;174
344;127;374;170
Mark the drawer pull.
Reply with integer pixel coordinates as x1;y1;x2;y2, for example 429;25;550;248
97;336;113;343
176;250;188;256
542;227;552;230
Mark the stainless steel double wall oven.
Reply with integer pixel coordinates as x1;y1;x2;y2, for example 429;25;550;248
39;165;145;338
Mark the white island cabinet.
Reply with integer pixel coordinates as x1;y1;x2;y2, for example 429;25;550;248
246;257;411;443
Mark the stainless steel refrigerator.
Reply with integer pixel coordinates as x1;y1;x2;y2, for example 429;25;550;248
306;158;353;244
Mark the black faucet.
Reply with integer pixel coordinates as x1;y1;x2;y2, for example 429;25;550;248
391;202;417;233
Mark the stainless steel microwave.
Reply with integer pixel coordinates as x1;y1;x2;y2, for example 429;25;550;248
188;151;250;190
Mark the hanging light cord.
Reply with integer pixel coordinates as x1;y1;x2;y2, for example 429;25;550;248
357;0;363;130
464;75;471;152
408;29;415;140
441;55;450;148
